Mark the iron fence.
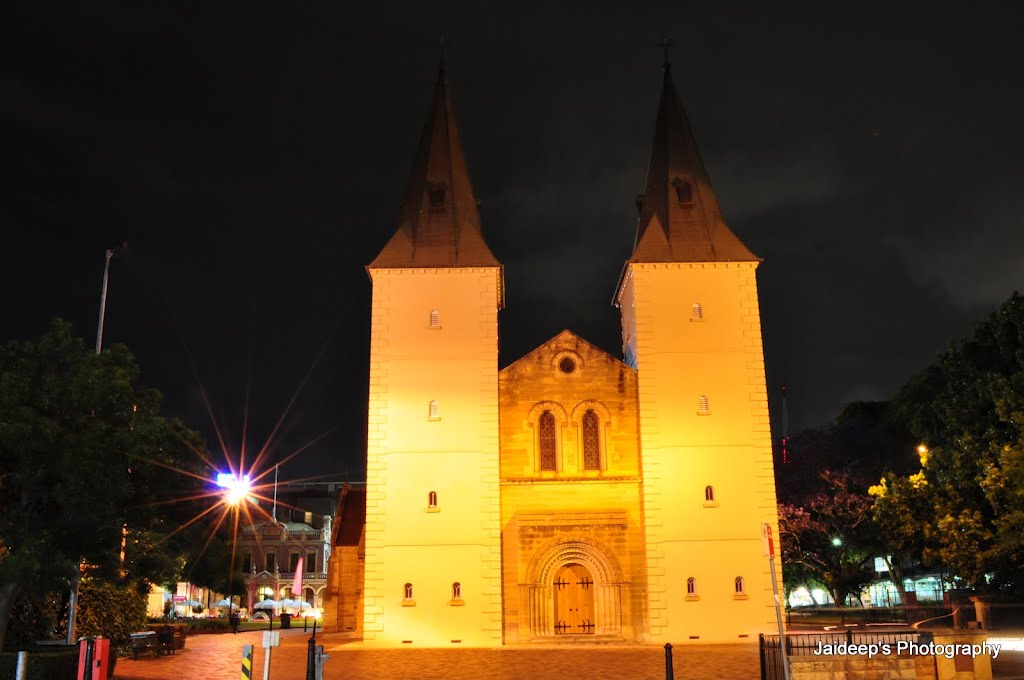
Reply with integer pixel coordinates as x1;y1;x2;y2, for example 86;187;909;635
759;630;934;680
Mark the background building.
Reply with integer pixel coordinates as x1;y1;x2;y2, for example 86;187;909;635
236;481;342;610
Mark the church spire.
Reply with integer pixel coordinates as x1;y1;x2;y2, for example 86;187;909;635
369;47;500;269
629;54;757;263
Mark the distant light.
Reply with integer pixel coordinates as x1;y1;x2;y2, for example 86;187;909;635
831;537;843;547
216;473;252;506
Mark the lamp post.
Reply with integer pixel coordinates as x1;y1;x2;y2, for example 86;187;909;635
66;241;128;645
95;241;126;354
217;473;251;633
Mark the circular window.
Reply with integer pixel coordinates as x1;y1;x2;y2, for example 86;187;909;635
558;357;577;374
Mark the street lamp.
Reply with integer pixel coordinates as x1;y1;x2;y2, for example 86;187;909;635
95;241;126;354
217;473;252;632
67;241;127;645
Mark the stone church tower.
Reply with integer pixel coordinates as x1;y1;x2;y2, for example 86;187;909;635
616;58;781;641
322;54;780;645
358;57;504;645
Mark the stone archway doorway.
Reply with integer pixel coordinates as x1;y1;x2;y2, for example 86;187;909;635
554;563;595;634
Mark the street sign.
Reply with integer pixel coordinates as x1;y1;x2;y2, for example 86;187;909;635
262;631;280;648
762;522;775;558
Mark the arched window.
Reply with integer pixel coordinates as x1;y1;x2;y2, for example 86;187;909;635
404;583;414;600
582;410;601;470
429;400;439;420
686;577;697;595
428;491;438;508
691;303;703;320
452;582;461;599
705;485;715;502
265;552;276;573
289;551;301;573
306;551;317;573
429;310;440;328
538;411;557;471
735;576;745;594
241;551;252;573
698;395;710;415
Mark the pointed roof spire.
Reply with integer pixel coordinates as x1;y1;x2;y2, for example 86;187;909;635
369;45;500;270
628;49;757;263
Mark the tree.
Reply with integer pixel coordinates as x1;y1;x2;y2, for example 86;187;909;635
0;320;211;649
885;292;1024;592
778;470;878;606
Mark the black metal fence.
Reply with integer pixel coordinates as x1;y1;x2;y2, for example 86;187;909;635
759;630;934;680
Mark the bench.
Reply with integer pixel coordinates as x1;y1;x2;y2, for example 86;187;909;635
129;632;159;660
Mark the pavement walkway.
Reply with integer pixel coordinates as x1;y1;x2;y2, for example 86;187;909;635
114;629;758;680
113;629;1024;680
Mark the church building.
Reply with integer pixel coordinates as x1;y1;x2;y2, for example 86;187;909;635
322;54;781;645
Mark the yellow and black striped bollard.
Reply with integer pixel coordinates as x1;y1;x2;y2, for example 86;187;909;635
241;644;253;680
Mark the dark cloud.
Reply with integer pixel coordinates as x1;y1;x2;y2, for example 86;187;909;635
2;2;1021;477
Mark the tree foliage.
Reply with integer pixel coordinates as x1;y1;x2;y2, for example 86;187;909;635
0;320;212;649
779;470;878;605
875;291;1024;593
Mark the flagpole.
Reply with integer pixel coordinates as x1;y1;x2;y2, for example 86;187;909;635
272;464;279;523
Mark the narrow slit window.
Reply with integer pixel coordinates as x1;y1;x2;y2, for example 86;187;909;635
582;410;601;470
404;583;414;600
687;577;697;595
691;303;703;320
429;400;439;419
429;310;440;328
452;582;461;599
698;395;710;415
735;576;745;594
672;177;693;204
538;410;557;471
705;485;715;502
429;183;447;208
428;491;438;508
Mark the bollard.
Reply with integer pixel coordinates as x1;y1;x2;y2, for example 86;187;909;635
305;637;317;680
241;644;253;680
303;617;307;632
78;637;95;680
268;613;273;632
15;651;28;680
314;645;330;680
664;642;674;680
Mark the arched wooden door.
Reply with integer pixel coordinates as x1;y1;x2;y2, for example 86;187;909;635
553;563;595;634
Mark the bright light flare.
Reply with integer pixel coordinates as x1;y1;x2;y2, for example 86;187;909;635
216;473;252;506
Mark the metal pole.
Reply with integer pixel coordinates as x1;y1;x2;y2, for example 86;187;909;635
94;249;112;356
66;562;82;645
769;555;792;680
15;651;28;680
664;642;674;679
262;645;272;680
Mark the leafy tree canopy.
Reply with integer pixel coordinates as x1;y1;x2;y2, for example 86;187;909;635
0;319;214;648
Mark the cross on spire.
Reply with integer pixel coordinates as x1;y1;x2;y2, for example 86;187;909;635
658;37;672;70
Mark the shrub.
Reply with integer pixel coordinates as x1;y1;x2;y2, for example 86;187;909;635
76;578;146;657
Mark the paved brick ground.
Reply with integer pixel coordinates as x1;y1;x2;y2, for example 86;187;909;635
114;629;1024;680
114;629;759;680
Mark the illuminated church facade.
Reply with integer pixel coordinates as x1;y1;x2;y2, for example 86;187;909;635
322;56;781;646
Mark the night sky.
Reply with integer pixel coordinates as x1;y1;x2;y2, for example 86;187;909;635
3;3;1022;480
